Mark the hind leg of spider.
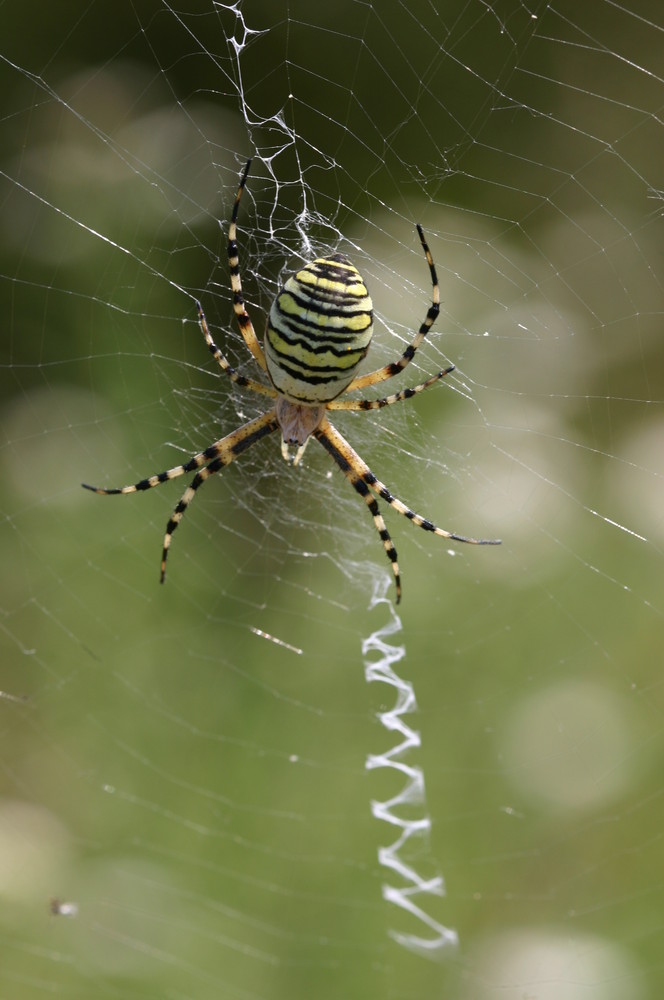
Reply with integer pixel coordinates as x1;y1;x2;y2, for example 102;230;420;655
315;416;499;598
82;449;228;496
159;410;279;581
366;478;501;544
82;411;280;498
83;411;280;580
313;421;402;601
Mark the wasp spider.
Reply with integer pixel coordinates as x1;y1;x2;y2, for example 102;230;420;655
83;159;500;602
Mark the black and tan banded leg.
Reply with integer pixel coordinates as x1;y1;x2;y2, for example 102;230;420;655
345;224;441;392
158;409;279;581
327;366;454;412
315;417;500;600
314;417;403;602
82;410;280;581
196;301;277;400
318;418;499;546
227;158;267;372
363;471;501;545
81;435;243;497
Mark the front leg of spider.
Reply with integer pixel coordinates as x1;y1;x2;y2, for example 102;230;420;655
82;157;499;598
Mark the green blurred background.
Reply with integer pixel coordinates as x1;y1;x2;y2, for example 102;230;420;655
1;2;663;998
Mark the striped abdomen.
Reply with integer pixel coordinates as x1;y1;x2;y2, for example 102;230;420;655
265;253;373;404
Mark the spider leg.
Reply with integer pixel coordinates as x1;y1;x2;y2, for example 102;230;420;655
314;416;500;601
159;409;279;581
227;158;267;371
344;224;440;393
197;301;277;400
82;441;233;496
83;411;279;581
327;366;454;411
160;410;279;583
313;418;403;602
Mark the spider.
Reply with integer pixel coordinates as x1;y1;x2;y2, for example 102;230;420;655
83;159;500;602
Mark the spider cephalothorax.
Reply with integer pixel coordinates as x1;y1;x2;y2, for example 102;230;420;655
83;159;499;601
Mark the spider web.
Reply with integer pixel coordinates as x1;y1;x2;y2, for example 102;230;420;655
1;1;663;997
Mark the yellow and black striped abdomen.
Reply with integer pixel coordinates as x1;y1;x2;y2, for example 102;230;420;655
265;254;373;404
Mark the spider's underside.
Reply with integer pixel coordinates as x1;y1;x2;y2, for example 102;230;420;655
83;159;500;602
